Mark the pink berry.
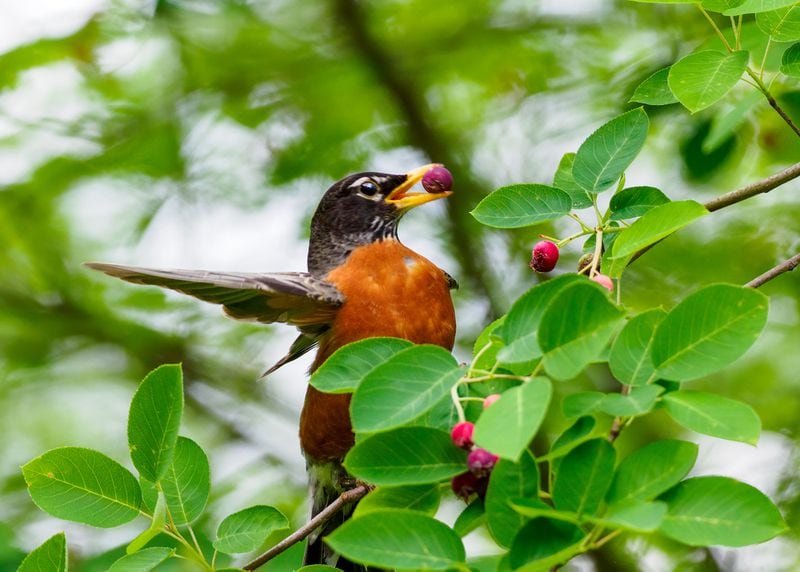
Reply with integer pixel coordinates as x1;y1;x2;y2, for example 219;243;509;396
422;165;453;194
591;273;614;291
467;448;499;477
451;471;488;501
530;240;559;272
450;421;475;450
483;394;501;409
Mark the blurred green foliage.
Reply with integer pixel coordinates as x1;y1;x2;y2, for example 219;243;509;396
1;0;798;570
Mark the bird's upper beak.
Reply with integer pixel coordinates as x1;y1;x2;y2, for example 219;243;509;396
385;164;452;209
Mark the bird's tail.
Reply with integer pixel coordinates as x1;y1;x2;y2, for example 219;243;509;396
303;461;371;571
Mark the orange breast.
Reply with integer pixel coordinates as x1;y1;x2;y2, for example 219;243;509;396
299;240;456;461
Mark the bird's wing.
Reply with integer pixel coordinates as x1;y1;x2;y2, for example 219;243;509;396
85;263;344;327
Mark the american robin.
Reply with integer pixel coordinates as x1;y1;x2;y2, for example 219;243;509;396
87;164;457;570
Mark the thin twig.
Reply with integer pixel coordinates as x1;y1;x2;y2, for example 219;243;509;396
745;68;800;138
745;253;800;289
243;484;372;570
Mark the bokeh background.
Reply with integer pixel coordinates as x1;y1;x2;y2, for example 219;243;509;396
1;0;798;570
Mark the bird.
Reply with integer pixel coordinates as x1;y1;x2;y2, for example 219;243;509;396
86;164;457;570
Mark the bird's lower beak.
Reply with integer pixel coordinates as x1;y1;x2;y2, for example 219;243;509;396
385;163;452;209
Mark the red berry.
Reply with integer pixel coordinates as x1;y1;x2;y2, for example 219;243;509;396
591;273;614;291
530;240;559;272
451;471;488;501
422;165;453;193
483;394;501;409
450;421;475;450
467;448;499;477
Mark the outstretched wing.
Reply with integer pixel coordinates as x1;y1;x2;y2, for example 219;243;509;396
85;262;345;327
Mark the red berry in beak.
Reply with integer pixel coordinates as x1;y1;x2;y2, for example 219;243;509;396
467;448;499;477
422;166;453;193
450;421;475;450
530;240;559;272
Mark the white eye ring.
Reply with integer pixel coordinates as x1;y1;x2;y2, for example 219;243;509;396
352;178;382;201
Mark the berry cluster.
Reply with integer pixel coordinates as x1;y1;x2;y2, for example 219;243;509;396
449;394;501;501
529;240;613;291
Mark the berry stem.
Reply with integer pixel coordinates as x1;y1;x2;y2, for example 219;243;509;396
589;228;603;278
556;230;591;248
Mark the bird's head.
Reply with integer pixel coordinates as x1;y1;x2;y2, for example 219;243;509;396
307;164;452;277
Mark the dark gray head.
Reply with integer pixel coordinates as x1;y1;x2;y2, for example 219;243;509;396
307;165;450;277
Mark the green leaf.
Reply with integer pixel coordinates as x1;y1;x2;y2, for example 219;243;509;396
780;41;800;76
453;498;486;537
611;200;708;259
757;6;800;41
497;274;583;365
702;0;747;12
508;518;584;571
470;184;572;228
485;451;539;548
607;440;698;503
353;484;440;518
297;567;341;572
725;0;799;16
214;505;289;554
562;392;605;418
158;437;209;525
473;378;552;461
609;309;667;386
128;363;184;484
472;317;506;371
108;548;174;572
553;439;616;517
539;282;625;381
351;345;462;432
668;51;748;113
652;284;769;381
325;509;466;570
660;476;787;546
599;385;664;417
573;107;650;193
344;427;468;485
596;500;667;532
553;153;593;209
309;338;412;394
547;416;596;460
663;391;761;444
609;186;670;220
703;91;762;153
22;447;142;528
18;533;67;572
629;67;678;105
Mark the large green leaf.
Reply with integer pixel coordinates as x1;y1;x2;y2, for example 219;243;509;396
610;200;708;260
629;67;678;105
470;184;572;228
652;284;769;381
485;452;540;548
662;391;761;444
607;440;698;503
18;533;67;572
309;338;412;394
497;274;583;365
553;439;616;517
214;505;289;554
660;477;786;546
609;186;670;220
573;107;650;193
781;42;800;76
596;500;667;532
609;309;667;386
562;391;605;418
702;0;748;12
547;416;596;461
599;385;664;417
668;51;748;112
158;436;209;525
508;518;585;571
353;484;440;518
725;0;799;16
22;447;142;528
108;548;174;572
344;427;467;485
128;364;184;484
757;6;800;41
325;509;466;570
351;345;462;432
539;282;624;380
473;378;552;461
552;153;593;209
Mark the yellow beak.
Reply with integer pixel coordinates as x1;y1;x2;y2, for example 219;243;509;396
385;164;452;209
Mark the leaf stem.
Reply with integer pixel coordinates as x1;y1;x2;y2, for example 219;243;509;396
590;229;603;278
745;68;800;137
698;6;733;52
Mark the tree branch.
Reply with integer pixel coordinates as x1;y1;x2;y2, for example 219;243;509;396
745;253;800;289
243;484;371;570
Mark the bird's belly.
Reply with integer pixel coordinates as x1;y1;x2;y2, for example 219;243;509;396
299;240;456;461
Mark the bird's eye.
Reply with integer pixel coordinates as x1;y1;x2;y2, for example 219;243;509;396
359;181;379;196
